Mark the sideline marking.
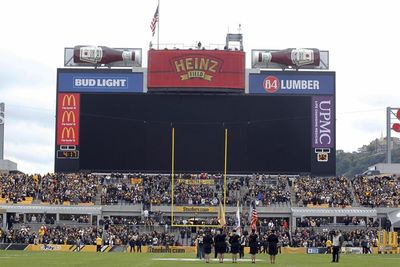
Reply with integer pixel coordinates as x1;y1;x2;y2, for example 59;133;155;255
152;258;265;262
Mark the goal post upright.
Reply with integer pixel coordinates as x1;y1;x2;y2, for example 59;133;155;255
224;128;228;212
170;127;228;228
171;127;175;226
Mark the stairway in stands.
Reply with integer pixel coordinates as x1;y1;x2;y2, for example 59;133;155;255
289;180;297;207
346;176;359;206
95;184;103;205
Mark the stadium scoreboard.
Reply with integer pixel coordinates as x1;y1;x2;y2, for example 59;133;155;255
55;50;335;176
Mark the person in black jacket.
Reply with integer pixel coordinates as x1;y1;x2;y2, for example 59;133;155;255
239;232;246;259
248;229;258;264
203;230;213;263
214;229;227;263
229;229;240;263
267;230;279;264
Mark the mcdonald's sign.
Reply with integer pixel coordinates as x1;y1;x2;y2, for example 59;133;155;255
62;94;77;107
61;127;75;140
62;111;76;124
57;93;80;145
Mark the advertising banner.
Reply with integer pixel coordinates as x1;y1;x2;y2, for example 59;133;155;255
58;71;143;93
307;247;327;254
146;246;196;253
312;96;335;149
341;247;363;254
175;206;216;212
57;93;80;145
176;179;215;185
249;71;335;95
26;244;96;252
147;50;245;90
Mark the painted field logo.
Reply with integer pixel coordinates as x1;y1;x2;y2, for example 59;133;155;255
172;55;222;81
263;76;280;93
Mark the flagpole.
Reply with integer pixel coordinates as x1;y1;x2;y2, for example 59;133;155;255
157;0;160;49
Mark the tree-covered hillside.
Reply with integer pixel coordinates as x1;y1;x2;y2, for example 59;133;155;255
336;139;400;177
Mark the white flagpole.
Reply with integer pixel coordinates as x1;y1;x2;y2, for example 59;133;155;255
157;0;160;50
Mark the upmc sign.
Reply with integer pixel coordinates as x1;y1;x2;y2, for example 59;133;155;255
249;71;335;95
57;93;80;145
312;96;335;149
147;50;245;91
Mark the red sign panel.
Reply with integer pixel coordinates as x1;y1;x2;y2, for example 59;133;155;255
147;50;245;90
56;93;80;145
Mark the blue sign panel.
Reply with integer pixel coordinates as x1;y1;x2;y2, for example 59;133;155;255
249;71;335;95
58;72;143;93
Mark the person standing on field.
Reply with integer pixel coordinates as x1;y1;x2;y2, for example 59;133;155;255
248;229;258;264
96;236;102;252
332;230;343;263
229;229;240;263
267;230;279;264
326;238;332;254
203;230;213;263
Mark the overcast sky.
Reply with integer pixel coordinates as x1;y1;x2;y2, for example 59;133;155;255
1;0;400;174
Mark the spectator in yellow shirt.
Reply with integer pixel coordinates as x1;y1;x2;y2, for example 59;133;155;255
96;236;102;252
326;239;332;254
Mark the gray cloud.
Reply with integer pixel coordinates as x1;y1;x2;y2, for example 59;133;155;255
0;51;54;88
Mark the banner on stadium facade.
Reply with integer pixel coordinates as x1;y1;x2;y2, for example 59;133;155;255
57;70;144;93
145;246;196;253
57;93;80;145
175;206;216;212
312;96;335;149
26;244;97;252
307;247;327;254
249;71;335;95
147;50;245;91
341;247;363;254
176;179;215;185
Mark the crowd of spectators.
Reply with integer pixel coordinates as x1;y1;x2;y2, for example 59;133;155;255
296;216;380;228
1;172;400;208
39;173;98;205
103;213;170;228
0;224;176;247
352;175;400;207
296;217;332;228
0;222;381;249
294;176;353;207
239;175;291;206
99;173;291;207
0;173;38;203
290;228;378;248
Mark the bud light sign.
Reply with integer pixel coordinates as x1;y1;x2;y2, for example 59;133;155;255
57;70;144;93
312;96;335;149
249;71;334;95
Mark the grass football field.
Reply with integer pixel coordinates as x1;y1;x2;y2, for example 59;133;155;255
0;251;399;267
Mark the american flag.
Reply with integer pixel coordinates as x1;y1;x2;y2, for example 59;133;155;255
150;4;159;37
250;201;258;231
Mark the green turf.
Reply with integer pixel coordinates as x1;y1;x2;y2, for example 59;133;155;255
0;251;399;267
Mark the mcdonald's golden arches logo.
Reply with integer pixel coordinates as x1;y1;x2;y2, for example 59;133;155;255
57;93;79;145
61;127;75;140
61;111;76;123
62;94;77;107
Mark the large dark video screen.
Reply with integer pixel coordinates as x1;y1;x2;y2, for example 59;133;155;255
78;93;312;173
